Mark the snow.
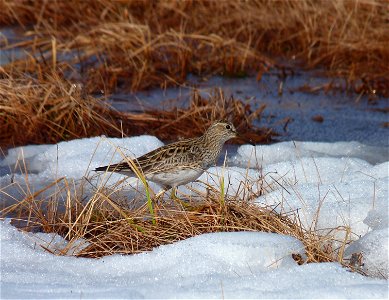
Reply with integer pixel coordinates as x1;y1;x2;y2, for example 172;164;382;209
1;136;388;298
1;220;387;299
0;135;163;179
233;141;388;281
234;141;388;166
0;136;164;206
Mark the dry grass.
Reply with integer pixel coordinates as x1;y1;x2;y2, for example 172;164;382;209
1;0;388;96
138;88;274;144
1;0;386;148
0;70;275;148
0;71;123;147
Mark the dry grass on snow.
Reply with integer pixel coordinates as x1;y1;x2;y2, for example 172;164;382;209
1;155;357;273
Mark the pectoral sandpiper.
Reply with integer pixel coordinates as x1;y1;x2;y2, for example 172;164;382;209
95;120;238;198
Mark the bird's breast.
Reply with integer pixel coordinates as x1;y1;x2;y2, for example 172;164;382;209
147;167;205;188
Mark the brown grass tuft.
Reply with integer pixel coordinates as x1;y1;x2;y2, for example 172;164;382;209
140;88;275;144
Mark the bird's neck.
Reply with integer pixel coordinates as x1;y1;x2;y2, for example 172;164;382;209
199;133;225;150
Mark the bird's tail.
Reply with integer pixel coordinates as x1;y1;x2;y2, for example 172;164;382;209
94;165;111;172
94;162;135;174
94;163;123;172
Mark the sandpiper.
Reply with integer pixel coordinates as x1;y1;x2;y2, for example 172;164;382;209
95;120;238;198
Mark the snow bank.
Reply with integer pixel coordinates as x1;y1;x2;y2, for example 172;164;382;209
344;198;389;279
256;180;387;237
1;220;387;299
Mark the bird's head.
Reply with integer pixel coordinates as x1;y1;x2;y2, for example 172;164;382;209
204;120;237;144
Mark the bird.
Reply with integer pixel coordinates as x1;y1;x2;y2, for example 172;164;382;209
94;120;239;199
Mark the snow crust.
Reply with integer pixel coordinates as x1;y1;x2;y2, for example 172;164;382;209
1;136;388;298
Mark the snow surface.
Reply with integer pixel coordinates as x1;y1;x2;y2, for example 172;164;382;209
1;136;388;298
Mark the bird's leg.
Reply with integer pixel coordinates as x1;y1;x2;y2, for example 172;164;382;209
170;186;191;208
170;187;177;200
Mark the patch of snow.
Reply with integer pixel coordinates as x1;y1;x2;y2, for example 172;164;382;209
256;181;387;237
344;227;388;279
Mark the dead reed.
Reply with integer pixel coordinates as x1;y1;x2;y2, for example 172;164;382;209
0;70;274;148
1;0;388;96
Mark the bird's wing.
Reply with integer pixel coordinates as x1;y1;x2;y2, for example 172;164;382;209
96;138;199;175
135;138;199;174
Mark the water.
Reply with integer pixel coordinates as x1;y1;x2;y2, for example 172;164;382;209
109;73;389;147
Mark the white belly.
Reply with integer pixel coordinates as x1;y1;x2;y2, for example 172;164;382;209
147;168;204;188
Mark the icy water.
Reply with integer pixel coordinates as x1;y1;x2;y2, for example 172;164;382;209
111;73;389;148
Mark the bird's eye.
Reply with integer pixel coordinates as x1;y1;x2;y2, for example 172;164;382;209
226;125;231;130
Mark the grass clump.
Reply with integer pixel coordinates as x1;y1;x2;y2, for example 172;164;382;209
141;88;274;144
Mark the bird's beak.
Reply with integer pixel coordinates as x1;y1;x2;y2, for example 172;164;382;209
237;133;255;146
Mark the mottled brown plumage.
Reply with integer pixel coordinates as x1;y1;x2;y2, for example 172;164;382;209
95;121;237;191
